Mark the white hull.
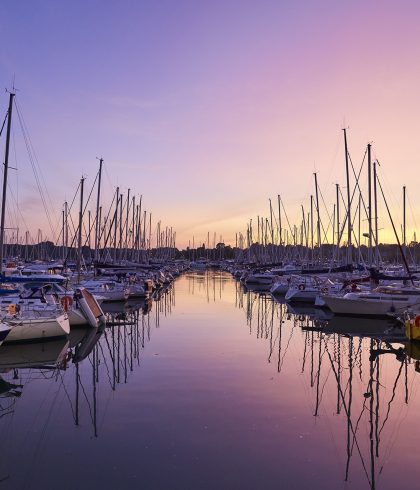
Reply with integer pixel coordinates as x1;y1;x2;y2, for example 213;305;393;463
75;288;106;328
68;308;89;326
6;313;70;342
285;289;319;303
321;296;399;316
127;284;147;297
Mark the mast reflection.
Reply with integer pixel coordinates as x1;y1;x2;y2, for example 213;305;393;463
236;282;417;490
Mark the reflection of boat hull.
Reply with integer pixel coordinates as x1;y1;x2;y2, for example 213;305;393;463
244;284;272;292
73;325;105;362
0;338;69;369
5;314;70;342
324;315;405;341
286;303;333;321
0;322;11;345
270;283;289;295
101;301;127;314
271;294;287;305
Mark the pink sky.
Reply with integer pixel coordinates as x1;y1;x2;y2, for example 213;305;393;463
1;1;420;248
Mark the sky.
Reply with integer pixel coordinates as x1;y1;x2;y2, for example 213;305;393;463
1;0;420;249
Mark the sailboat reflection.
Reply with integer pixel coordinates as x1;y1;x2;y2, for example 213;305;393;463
68;285;175;437
0;338;69;370
0;283;176;443
236;286;418;489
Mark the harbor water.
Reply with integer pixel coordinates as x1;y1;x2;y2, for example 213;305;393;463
0;270;418;489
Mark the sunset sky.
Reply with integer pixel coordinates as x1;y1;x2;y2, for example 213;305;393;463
1;0;420;248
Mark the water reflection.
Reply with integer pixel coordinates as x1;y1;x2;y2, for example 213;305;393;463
0;283;175;486
0;272;419;489
234;281;417;490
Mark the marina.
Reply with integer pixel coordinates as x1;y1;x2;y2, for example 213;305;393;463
3;2;420;488
0;86;420;489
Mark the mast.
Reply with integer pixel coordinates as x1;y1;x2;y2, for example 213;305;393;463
368;144;372;267
314;173;321;259
310;195;314;262
336;184;340;262
343;128;352;264
62;208;65;261
64;201;68;260
113;187;119;262
373;161;379;264
278;194;282;258
94;158;103;263
0;92;15;273
124;188;131;260
77;177;85;283
269;197;274;247
403;185;406;255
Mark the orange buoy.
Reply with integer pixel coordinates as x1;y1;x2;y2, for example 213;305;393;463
61;296;73;312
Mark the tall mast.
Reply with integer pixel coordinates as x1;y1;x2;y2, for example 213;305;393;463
269;198;274;246
124;188;131;260
77;177;85;283
367;144;372;266
62;208;65;261
373;161;379;264
336;184;340;261
113;187;119;262
0;92;15;273
343;128;352;264
310;195;314;262
314;173;321;259
403;185;406;254
277;195;282;247
64;201;68;260
94;158;103;263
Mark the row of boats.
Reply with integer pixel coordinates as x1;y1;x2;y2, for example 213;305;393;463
0;261;187;344
219;262;420;337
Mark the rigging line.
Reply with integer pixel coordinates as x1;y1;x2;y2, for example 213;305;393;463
76;172;99;249
11;116;19;230
324;340;372;486
318;184;333;226
66;180;82;216
13;101;56;240
6;180;29;233
348;149;371;229
63;175;98;264
278;324;296;372
13;100;54;227
14;99;57;222
318;363;332;408
407;192;418;237
77;371;95;426
0;110;8;138
377;170;412;279
337;150;367;247
378;360;404;437
58;369;75;419
97;340;113;386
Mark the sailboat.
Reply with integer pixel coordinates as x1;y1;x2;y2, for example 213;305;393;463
0;92;70;341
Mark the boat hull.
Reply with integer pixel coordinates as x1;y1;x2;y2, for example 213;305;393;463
5;313;70;342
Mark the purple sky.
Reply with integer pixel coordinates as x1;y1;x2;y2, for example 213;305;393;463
2;1;420;247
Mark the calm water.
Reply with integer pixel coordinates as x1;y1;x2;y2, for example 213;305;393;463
0;271;418;490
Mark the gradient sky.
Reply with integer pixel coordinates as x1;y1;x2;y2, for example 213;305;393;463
1;0;420;248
